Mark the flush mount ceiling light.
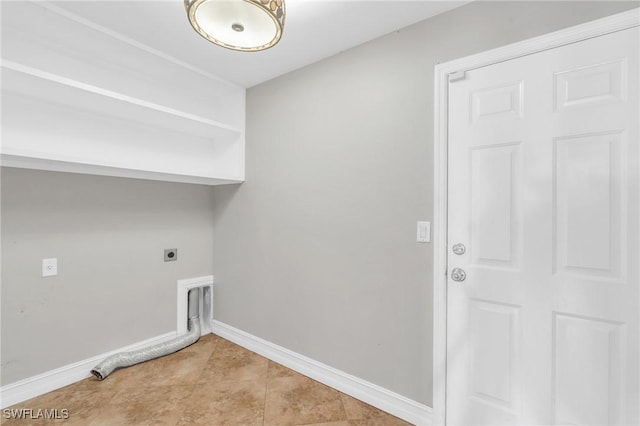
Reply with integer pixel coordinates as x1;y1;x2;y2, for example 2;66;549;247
185;0;285;52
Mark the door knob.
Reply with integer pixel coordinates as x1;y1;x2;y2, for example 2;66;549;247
451;267;466;282
452;243;466;255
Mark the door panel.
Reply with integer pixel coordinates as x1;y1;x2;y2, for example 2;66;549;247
553;313;625;425
554;59;627;110
446;26;638;425
470;143;522;268
469;300;520;409
554;131;625;280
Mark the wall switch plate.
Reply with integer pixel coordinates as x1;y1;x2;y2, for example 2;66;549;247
42;258;58;277
417;221;431;243
164;248;178;262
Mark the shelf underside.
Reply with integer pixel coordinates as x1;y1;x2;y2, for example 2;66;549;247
1;62;242;143
1;153;244;186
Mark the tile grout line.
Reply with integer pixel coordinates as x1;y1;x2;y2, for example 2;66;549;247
338;392;349;423
262;361;271;426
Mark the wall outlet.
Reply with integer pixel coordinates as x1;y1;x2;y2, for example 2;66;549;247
42;258;58;277
164;248;178;262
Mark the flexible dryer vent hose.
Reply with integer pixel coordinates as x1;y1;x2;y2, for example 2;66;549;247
91;288;201;380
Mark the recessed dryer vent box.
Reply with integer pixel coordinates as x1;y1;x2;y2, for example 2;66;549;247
177;276;214;336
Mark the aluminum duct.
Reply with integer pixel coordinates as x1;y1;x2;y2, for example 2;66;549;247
91;287;201;380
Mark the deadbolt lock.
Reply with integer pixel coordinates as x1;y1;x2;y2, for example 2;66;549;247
452;243;466;255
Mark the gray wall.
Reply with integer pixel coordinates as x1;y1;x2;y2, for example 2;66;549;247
1;168;215;385
211;1;637;406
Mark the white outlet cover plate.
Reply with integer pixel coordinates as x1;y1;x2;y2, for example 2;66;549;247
417;221;431;243
42;258;58;277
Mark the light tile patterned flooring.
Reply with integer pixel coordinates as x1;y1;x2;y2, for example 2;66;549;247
2;334;411;425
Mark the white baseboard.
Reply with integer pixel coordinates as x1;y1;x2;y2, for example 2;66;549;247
211;320;433;426
0;331;177;409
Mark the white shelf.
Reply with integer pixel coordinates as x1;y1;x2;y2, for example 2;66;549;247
1;1;245;185
1;151;243;186
1;59;245;185
1;60;242;143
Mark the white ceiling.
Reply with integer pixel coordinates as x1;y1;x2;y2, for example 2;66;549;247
53;0;470;88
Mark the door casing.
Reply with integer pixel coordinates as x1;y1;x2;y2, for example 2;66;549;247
432;9;640;425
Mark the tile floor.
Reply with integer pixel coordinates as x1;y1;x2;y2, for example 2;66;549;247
2;334;411;425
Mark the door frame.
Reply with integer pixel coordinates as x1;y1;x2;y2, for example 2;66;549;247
432;9;639;425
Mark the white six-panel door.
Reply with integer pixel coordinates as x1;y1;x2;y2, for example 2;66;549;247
446;27;639;425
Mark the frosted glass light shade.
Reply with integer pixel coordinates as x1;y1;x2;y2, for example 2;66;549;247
185;0;285;51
